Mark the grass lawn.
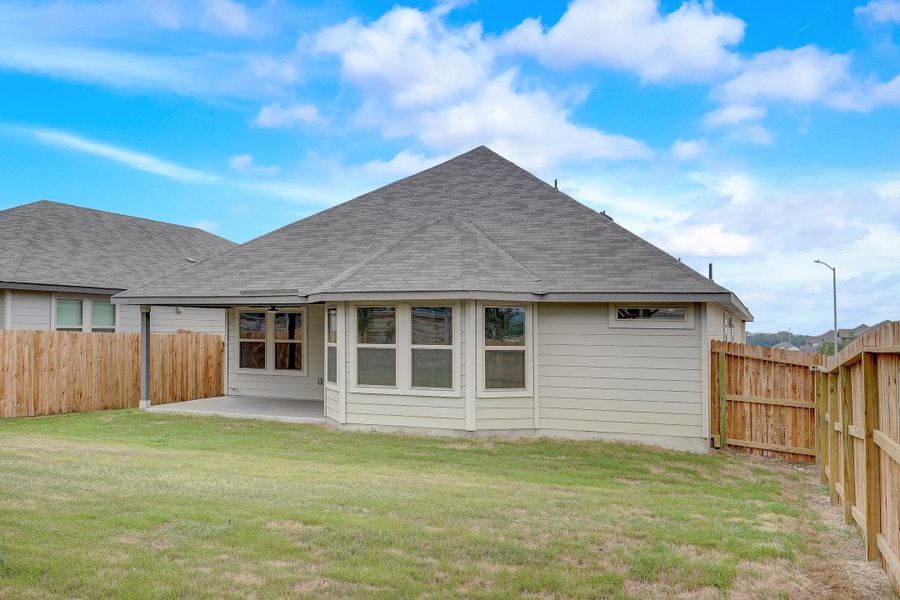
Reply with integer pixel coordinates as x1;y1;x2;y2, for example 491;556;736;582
0;411;892;599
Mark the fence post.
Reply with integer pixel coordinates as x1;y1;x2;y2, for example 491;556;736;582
817;370;826;483
840;365;854;525
718;349;727;450
862;351;881;561
828;372;839;505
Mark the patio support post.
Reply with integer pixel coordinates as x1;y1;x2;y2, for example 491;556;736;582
139;305;151;409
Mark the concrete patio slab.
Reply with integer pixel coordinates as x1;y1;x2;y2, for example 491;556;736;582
147;395;325;424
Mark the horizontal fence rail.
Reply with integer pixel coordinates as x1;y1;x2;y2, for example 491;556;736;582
0;330;224;418
710;340;823;462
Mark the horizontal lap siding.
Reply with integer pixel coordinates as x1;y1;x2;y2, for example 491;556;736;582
325;387;339;420
227;305;325;401
10;290;51;330
477;395;533;430
118;305;226;335
0;290;4;329
537;303;704;440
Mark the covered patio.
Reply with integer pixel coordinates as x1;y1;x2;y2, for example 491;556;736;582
147;395;325;424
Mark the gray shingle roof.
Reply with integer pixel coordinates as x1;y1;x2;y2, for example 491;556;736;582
117;146;749;316
0;200;236;290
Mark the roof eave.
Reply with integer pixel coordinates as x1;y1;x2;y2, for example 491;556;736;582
1;281;125;295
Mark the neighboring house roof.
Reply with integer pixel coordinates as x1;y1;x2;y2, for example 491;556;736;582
0;200;236;292
117;146;751;319
772;341;799;351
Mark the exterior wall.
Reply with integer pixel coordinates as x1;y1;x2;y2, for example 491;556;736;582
226;305;325;401
342;301;468;431
536;303;706;449
706;304;745;343
2;289;225;334
0;289;5;329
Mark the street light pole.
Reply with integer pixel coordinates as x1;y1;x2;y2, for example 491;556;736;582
814;260;838;356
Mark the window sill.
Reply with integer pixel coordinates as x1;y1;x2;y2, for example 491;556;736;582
350;387;462;398
236;368;309;377
477;388;533;399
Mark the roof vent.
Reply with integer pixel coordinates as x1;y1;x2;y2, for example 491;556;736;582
185;257;198;263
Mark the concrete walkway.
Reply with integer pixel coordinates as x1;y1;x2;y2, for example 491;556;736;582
147;395;325;424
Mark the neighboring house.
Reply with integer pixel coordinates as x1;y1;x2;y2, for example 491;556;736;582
772;341;800;352
116;147;752;452
0;201;235;334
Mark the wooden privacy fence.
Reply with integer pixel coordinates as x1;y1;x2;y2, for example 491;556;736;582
819;321;900;593
711;340;824;462
0;329;224;418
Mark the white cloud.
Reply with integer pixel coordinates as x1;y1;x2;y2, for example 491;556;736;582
362;150;450;176
315;6;491;108
193;219;220;233
855;0;900;24
412;71;653;168
201;0;251;35
670;139;705;160
229;153;279;175
704;104;766;127
651;223;755;257
19;126;218;182
693;173;757;204
497;0;744;82
255;102;320;128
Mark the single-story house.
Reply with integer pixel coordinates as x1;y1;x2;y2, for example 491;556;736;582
115;147;752;452
0;200;235;334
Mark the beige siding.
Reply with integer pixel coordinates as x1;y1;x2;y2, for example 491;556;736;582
0;290;5;329
536;303;705;443
325;387;340;421
226;305;325;401
8;290;52;330
344;303;468;431
706;304;745;343
118;304;226;335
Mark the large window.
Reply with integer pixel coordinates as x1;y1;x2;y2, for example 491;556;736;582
326;307;338;385
274;312;302;371
56;298;83;332
484;306;526;389
411;306;452;389
357;306;396;386
91;300;116;333
239;312;266;369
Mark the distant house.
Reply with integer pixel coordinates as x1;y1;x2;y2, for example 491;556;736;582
115;147;752;452
772;341;800;352
0;201;235;334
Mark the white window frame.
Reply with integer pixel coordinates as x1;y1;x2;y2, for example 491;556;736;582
325;305;339;390
352;304;400;391
608;303;694;330
52;294;117;333
409;305;455;392
478;302;532;398
235;307;307;376
90;299;117;333
349;301;461;397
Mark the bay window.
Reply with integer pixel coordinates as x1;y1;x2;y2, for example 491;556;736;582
356;306;396;386
484;306;527;389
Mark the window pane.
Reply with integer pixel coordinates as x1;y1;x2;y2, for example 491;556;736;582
485;307;525;346
412;348;452;388
274;312;302;341
327;308;337;344
275;342;302;370
357;307;395;344
616;306;685;320
92;301;115;328
239;313;266;339
57;299;83;328
327;346;337;384
357;347;396;386
485;350;526;389
412;307;452;345
240;341;265;369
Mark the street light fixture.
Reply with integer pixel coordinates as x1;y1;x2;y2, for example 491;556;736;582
814;260;838;356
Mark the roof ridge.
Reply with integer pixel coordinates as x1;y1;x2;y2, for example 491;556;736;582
450;216;542;283
7;201;50;279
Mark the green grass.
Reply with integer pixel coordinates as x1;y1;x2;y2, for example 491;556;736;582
0;410;844;599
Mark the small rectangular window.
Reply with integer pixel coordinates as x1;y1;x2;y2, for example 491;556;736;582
357;306;396;386
56;298;83;332
239;312;266;369
91;300;116;332
326;307;338;385
484;306;527;389
616;306;685;321
411;306;453;389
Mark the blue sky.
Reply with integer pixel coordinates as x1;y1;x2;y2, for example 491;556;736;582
1;0;898;334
